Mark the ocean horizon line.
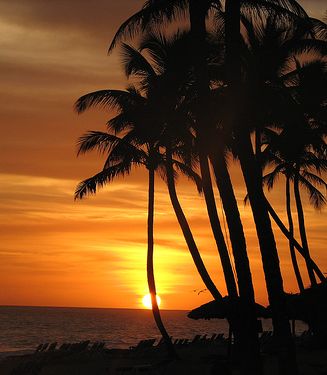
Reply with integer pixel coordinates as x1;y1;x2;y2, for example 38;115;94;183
0;304;189;312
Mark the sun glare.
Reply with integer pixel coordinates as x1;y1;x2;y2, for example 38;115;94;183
142;294;161;309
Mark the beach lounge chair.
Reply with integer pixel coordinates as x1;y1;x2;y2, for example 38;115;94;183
180;339;189;346
89;342;101;351
58;342;70;351
79;340;90;351
130;339;156;351
156;337;164;347
95;341;106;351
34;343;43;352
190;334;201;344
40;343;49;352
214;333;225;342
47;342;57;351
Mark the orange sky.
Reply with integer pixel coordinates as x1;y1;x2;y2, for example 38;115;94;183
0;0;326;310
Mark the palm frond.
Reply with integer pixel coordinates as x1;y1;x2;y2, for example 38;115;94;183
308;17;327;40
102;136;148;169
120;43;156;79
77;131;121;156
301;171;327;190
139;30;169;75
173;159;203;193
75;89;141;114
107;113;133;134
242;0;308;22
108;0;189;52
282;38;327;57
297;174;327;209
262;165;284;190
74;162;132;200
300;155;327;174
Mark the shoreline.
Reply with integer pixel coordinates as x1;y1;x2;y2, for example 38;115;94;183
1;336;327;375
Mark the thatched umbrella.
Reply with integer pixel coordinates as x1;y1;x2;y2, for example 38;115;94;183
267;284;327;337
188;298;268;320
188;298;268;356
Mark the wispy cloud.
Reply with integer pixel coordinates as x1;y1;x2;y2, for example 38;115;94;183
0;0;326;309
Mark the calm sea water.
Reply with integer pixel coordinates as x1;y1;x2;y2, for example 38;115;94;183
0;306;307;356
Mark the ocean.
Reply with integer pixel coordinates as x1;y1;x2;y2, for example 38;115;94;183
0;306;307;357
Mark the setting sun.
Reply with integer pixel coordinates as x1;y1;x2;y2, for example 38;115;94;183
142;294;161;309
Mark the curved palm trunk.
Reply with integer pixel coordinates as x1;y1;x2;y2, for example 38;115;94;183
286;176;305;292
147;165;177;359
225;0;297;371
210;150;262;373
266;198;325;282
188;0;225;303
165;147;222;301
293;167;317;286
189;2;262;373
198;150;238;298
236;131;298;375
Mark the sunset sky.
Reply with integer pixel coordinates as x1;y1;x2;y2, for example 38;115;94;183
0;0;326;310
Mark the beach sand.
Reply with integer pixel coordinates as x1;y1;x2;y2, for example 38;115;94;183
1;340;327;374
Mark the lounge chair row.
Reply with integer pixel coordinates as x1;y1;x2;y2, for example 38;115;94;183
129;333;226;351
188;333;225;344
34;340;105;354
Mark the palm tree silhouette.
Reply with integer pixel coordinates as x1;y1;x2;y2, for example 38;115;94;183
74;38;234;351
225;7;313;375
240;14;327;284
106;3;312;374
75;95;178;357
80;36;227;303
260;56;327;288
263;130;326;289
127;29;239;299
239;14;327;291
78;1;319;373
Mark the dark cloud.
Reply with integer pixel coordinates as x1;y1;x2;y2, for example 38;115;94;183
0;0;144;40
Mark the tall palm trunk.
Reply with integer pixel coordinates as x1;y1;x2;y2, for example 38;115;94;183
225;0;297;372
210;150;262;374
189;1;262;373
198;149;238;298
188;0;229;300
266;198;325;282
286;176;304;292
293;165;317;286
236;132;298;375
165;147;222;301
147;165;177;359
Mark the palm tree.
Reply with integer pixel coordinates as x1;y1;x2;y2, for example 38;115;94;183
239;14;327;290
286;171;304;291
108;3;299;373
120;30;243;301
263;134;327;288
75;94;177;357
189;4;308;374
234;12;327;373
264;197;326;281
240;14;327;286
106;2;311;374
